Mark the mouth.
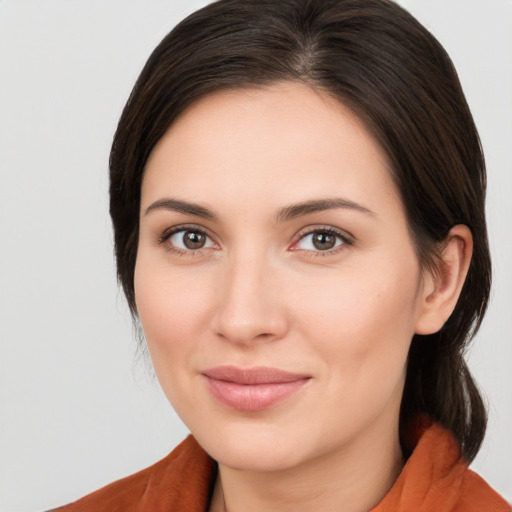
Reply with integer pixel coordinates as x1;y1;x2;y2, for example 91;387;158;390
202;366;311;411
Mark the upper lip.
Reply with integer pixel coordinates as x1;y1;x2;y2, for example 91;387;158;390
202;366;311;385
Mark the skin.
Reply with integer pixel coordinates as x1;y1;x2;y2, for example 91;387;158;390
135;82;472;512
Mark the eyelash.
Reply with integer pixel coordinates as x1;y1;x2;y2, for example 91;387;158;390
157;224;215;257
293;226;352;257
157;224;353;257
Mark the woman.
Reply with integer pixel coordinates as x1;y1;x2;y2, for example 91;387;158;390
52;0;510;510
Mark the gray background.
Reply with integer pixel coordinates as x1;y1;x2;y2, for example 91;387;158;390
0;1;510;510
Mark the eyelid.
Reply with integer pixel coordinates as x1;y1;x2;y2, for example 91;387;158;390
157;224;218;254
290;225;354;255
156;223;354;257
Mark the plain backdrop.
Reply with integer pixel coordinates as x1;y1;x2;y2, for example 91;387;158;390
0;1;510;510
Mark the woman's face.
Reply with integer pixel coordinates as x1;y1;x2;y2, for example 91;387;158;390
135;82;429;471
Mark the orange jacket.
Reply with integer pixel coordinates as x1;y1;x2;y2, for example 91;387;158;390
51;423;510;512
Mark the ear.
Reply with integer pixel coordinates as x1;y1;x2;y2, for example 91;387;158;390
414;225;473;335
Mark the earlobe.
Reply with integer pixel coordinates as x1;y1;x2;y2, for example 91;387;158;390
414;225;473;335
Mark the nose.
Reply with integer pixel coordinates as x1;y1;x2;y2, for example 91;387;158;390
212;251;288;346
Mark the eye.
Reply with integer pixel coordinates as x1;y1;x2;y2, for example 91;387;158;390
293;227;349;254
159;226;216;254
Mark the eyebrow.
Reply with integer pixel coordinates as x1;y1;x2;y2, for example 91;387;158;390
144;198;220;221
144;197;375;222
275;198;375;222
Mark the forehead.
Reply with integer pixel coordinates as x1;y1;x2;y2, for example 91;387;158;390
141;82;401;219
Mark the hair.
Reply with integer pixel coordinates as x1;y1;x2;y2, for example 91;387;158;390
109;0;490;462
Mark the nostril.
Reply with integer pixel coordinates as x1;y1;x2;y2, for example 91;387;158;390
213;310;288;346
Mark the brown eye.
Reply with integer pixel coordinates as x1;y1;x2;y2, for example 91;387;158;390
166;228;215;252
295;228;347;253
183;231;206;249
312;232;337;250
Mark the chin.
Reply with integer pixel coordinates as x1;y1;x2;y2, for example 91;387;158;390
191;419;327;473
211;439;306;473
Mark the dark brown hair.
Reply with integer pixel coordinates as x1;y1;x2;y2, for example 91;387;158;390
109;0;490;461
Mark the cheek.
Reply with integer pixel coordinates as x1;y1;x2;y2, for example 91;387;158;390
134;259;216;373
293;260;421;376
291;265;421;438
134;261;221;422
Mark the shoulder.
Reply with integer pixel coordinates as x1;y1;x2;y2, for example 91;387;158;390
374;422;510;512
50;435;214;512
456;468;511;512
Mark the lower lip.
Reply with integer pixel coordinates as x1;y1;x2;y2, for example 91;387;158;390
204;377;309;411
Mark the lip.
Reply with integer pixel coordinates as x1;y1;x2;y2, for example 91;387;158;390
202;366;311;411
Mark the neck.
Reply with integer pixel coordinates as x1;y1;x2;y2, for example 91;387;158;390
209;417;404;512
